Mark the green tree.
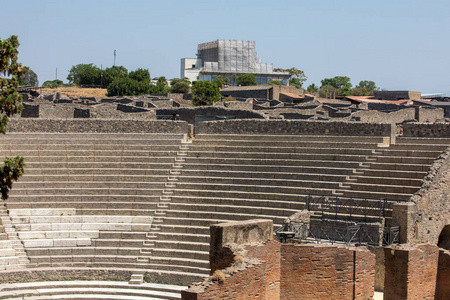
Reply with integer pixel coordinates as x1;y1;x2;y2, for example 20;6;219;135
352;87;368;96
103;65;128;87
0;35;26;199
67;63;101;86
42;80;63;89
274;67;307;88
154;76;171;93
170;77;190;94
191;81;221;106
356;80;378;93
320;76;352;96
307;83;319;94
18;68;38;86
236;73;257;86
212;75;230;88
107;77;150;97
266;80;281;85
129;68;150;83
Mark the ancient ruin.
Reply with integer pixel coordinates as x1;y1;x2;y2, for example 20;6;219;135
0;89;448;299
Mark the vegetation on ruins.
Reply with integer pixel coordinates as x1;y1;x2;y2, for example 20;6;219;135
212;75;230;88
236;73;257;86
274;67;307;89
42;79;64;89
0;35;25;200
191;81;221;106
155;76;171;93
18;68;38;86
354;80;378;96
170;77;190;94
321;76;352;96
266;80;281;85
307;83;319;94
318;77;379;97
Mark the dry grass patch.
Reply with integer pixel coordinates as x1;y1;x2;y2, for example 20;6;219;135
41;86;107;98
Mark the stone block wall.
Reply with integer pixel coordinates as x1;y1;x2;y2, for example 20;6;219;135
21;104;39;118
436;249;450;300
280;244;375;300
353;108;416;123
384;244;439;300
415;107;444;122
198;119;395;140
6;119;188;134
392;147;450;244
156;107;266;125
401;122;450;137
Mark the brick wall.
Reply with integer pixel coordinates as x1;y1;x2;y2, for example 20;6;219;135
436;249;450;300
182;239;281;300
384;244;439;300
280;244;375;300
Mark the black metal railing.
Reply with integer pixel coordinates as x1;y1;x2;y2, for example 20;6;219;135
305;194;407;221
275;221;400;246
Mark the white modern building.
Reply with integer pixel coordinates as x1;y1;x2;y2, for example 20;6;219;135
181;40;291;85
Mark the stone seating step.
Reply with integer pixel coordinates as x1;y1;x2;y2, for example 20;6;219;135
312;211;390;222
167;203;299;218
182;163;356;175
195;134;389;143
156;225;209;235
0;138;184;146
358;168;427;179
0;143;183;152
169;196;305;209
346;182;419;194
183;157;363;169
163;210;287;225
340;190;412;201
11;181;165;189
186;150;370;162
179;169;348;182
7;202;157;212
192;140;383;149
173;182;338;195
12;156;176;164
0;132;185;139
149;248;209;260
156;232;210;244
14;222;151;234
365;162;431;172
149;255;209;269
18;230;99;240
26;247;142;257
188;145;378;156
350;175;423;186
23;162;174;170
151;240;209;252
388;144;449;151
396;137;450;144
20;174;169;183
10;188;164;196
172;189;316;201
175;175;343;189
91;239;144;248
23;168;171;176
371;156;437;164
378;149;444;158
0;148;182;157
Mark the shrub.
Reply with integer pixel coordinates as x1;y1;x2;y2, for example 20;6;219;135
209;270;225;283
106;77;150;96
236;73;257;86
191;81;221;106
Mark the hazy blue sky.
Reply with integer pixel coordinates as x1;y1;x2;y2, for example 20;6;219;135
2;0;449;95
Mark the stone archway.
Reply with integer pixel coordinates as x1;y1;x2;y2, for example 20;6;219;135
437;225;450;250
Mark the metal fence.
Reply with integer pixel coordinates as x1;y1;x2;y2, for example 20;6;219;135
305;194;407;222
275;221;400;246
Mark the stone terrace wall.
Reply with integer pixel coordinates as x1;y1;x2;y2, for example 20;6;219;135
6;119;188;134
384;244;439;300
281;244;375;300
392;147;450;244
402;123;450;137
0;268;132;283
353;108;416;123
199;119;395;139
156;107;266;125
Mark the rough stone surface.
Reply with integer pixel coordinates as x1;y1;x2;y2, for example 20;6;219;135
7;119;188;134
402;122;450;137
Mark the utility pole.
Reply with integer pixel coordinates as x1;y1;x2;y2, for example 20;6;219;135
56;68;58;80
114;50;116;66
